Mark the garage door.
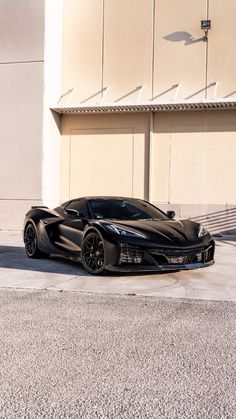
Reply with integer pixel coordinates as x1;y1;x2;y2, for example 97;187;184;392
69;128;134;198
150;127;236;206
169;130;236;205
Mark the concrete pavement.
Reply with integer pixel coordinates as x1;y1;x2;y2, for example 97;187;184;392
0;290;235;419
1;232;236;418
0;231;235;301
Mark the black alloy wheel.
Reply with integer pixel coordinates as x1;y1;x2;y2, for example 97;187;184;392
82;232;105;274
24;223;46;258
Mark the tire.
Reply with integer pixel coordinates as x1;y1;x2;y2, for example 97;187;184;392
81;232;105;274
24;223;48;258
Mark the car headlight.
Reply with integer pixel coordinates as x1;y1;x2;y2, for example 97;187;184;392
105;224;147;238
198;224;208;238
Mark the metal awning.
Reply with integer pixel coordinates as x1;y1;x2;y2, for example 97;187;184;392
51;99;236;114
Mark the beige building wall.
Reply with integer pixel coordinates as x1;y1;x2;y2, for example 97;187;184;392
42;0;63;209
154;0;206;101
150;110;236;217
62;0;236;104
103;0;153;102
61;110;236;218
207;0;236;98
61;113;150;202
5;1;236;228
61;0;103;104
0;0;45;229
59;0;236;221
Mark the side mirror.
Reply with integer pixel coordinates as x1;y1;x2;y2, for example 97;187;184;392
167;210;175;219
65;208;79;217
65;209;86;219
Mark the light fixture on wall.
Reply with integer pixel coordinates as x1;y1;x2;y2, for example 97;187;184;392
201;19;211;41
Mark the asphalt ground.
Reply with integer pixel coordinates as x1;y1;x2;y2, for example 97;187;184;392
0;290;235;419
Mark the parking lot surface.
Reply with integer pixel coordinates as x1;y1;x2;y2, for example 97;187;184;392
1;231;236;418
0;289;235;418
0;231;235;301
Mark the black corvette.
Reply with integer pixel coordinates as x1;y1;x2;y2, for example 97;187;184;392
23;197;215;275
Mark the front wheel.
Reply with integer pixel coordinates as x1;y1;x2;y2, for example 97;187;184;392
81;232;105;274
24;223;48;258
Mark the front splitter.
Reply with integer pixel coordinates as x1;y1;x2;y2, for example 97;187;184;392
106;260;215;273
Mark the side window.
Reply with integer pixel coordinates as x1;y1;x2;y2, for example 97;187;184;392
66;200;88;217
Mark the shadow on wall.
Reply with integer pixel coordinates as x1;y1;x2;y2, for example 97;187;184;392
185;83;216;99
163;31;205;45
224;91;236;98
115;86;143;103
152;84;179;100
191;208;236;238
152;83;218;101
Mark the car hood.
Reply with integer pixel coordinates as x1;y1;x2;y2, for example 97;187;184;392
103;218;203;246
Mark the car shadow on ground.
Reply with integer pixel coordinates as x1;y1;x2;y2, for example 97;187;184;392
0;245;89;276
0;245;176;277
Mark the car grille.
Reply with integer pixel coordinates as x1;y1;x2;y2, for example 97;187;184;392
165;254;202;264
149;247;204;256
119;243;214;266
151;251;203;265
119;244;143;264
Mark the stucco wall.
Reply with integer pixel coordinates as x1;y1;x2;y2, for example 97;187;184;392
61;110;236;220
60;113;150;202
0;0;45;229
61;0;236;104
150;110;236;217
59;0;236;223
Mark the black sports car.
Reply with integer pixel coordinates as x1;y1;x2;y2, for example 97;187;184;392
23;197;215;275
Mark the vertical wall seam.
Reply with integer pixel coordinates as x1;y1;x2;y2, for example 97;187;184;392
205;0;209;99
42;0;63;206
149;1;156;202
69;129;72;199
168;129;172;204
131;128;135;197
151;0;156;100
101;0;105;99
147;112;153;202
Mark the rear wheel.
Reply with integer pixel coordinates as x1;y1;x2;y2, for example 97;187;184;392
24;223;47;258
81;232;105;274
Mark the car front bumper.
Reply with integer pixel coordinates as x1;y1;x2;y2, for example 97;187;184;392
105;240;215;273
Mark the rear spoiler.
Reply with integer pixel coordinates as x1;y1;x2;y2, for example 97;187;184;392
31;206;49;209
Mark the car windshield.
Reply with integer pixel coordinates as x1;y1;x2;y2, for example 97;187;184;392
88;199;168;221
